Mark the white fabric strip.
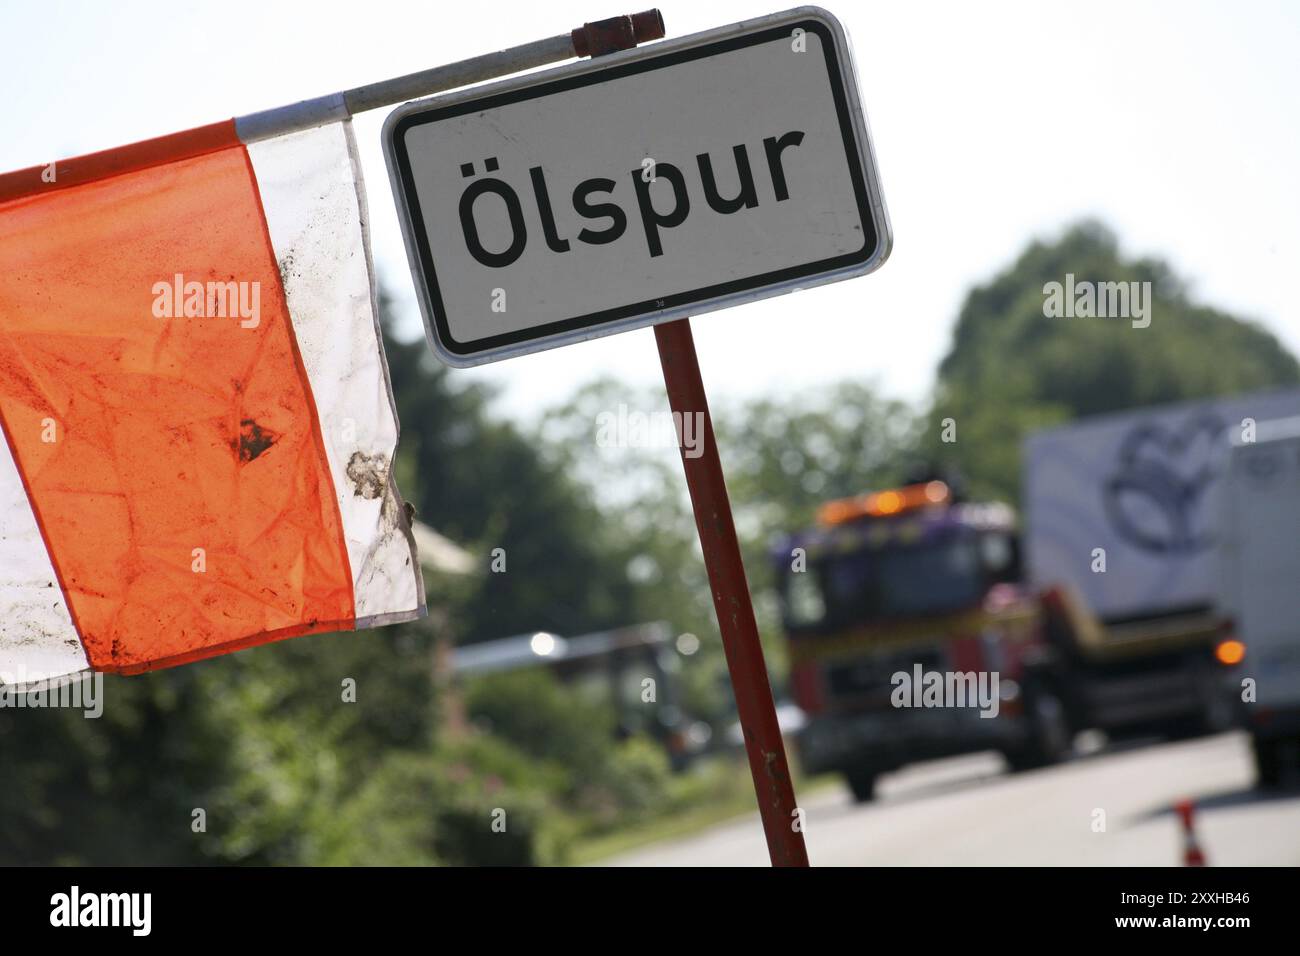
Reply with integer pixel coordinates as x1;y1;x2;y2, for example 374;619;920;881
246;120;424;626
0;433;89;687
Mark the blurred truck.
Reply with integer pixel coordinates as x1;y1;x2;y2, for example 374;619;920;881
1216;416;1300;786
773;387;1300;800
773;479;1073;802
1025;388;1299;740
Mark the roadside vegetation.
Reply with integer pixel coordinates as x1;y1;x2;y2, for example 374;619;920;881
3;222;1294;865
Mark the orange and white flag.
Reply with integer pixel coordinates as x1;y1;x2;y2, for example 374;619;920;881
0;109;425;690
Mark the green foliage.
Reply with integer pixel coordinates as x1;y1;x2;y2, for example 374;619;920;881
464;669;616;784
718;382;920;536
6;225;1296;866
588;736;674;824
533;376;921;689
314;737;574;867
311;753;441;866
462;667;672;826
927;220;1300;501
0;669;233;865
380;295;639;644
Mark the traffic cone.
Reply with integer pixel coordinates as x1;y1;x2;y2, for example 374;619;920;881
1175;799;1206;866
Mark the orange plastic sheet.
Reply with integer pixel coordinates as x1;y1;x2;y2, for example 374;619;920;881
0;127;355;672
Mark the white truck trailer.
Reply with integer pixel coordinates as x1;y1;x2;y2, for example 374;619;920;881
1023;387;1300;738
1218;416;1300;785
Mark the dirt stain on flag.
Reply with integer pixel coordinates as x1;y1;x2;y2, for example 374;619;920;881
345;451;389;499
234;419;277;463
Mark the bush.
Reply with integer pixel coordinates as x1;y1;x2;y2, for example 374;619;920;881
312;735;575;867
463;669;616;786
575;736;673;830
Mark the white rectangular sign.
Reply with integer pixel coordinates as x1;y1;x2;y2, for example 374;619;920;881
384;7;891;367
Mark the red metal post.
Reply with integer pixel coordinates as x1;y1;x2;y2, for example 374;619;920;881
654;318;810;867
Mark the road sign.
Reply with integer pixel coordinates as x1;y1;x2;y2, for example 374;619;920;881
384;7;891;367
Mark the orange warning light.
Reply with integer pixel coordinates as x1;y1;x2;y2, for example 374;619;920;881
816;481;951;527
1215;639;1246;666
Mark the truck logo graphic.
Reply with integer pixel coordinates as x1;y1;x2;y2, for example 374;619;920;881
1103;413;1225;554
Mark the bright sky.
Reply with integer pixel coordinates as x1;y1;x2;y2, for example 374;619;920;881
4;0;1297;419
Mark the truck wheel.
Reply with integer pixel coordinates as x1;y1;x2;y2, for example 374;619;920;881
844;768;877;803
1006;687;1071;772
1253;735;1283;789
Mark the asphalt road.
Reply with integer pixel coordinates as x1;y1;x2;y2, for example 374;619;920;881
606;731;1300;866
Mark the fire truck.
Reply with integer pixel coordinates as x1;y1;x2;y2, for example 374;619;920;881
772;479;1073;801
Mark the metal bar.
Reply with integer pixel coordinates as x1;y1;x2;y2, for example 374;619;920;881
343;33;575;115
236;34;572;142
654;318;811;868
236;12;664;143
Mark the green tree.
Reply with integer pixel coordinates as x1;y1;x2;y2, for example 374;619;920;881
0;285;656;865
926;221;1300;501
533;376;920;702
380;295;640;644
